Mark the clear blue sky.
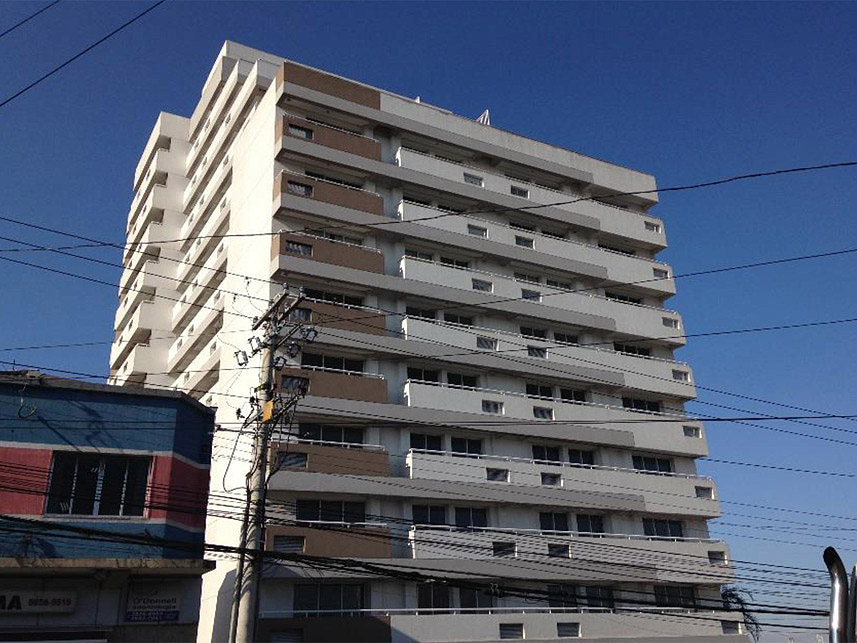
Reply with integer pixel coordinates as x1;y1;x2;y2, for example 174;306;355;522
1;1;855;636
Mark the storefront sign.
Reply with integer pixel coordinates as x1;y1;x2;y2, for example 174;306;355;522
0;591;76;614
124;585;181;622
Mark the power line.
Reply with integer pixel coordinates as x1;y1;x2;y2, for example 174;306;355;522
0;0;61;40
0;0;166;110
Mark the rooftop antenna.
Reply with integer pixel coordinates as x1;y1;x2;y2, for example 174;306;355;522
476;109;491;126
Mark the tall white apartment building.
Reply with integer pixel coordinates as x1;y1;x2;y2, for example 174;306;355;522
109;42;746;643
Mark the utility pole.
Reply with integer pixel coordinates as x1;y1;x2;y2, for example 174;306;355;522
232;288;308;643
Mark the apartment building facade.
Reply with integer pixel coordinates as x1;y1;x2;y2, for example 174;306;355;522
109;41;746;642
0;371;213;642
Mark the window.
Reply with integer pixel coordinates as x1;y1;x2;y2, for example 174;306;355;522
721;621;741;635
302;353;364;373
492;541;516;557
295;500;365;523
683;425;701;438
482;400;503;414
46;453;150;516
467;224;488;238
560;388;586;403
298;423;364;445
548;543;570;558
451;437;482;456
455;507;488;528
499;624;524;640
673;370;690;382
410;433;443;452
654;585;696;608
548;584;578;608
546;278;572;291
405;306;437;320
532;445;561;463
557;622;581;638
632;455;673;474
598;243;636;256
486;468;510;482
287;307;312;322
447;372;478;389
403;194;431;207
584;586;614;609
614;342;651;357
653;268;669;279
305;170;361;189
568;449;595;466
622;397;661;413
510;185;529;198
577;514;605;535
309;230;364;245
413;505;446;525
541;472;561;486
405;248;433;261
605;291;642;305
662;317;679;329
460;588;494;609
554;332;578;345
527;346;547;359
463;172;483;186
444;313;473;326
273;535;305;553
520;326;547;339
288;124;314;140
542;229;565;240
287;181;313;197
696;486;714;499
643;518;684;538
293;583;364;616
277;452;308;468
708;550;727;565
533;407;554;420
285;240;312;256
417;583;450;612
514;272;540;284
440;256;470;269
472;278;493;292
408;367;440;383
515;236;534;249
645;221;661;233
476;336;497;351
526;383;553;398
521;289;541;302
540;512;569;532
303;288;363;307
281;376;310;395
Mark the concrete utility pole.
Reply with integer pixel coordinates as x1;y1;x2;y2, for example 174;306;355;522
233;289;307;643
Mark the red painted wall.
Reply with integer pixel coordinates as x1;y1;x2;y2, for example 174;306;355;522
148;455;209;530
0;447;52;514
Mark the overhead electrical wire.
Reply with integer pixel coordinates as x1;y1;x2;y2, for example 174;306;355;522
0;0;61;41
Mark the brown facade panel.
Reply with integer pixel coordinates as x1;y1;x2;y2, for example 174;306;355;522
305;300;387;336
273;232;384;273
276;173;384;215
280;62;381;110
258;615;391;643
278;368;388;404
271;442;390;476
265;525;393;559
280;116;382;161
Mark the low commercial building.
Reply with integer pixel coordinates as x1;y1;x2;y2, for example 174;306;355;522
0;371;214;642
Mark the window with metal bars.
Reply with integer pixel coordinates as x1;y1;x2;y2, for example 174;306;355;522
46;453;150;516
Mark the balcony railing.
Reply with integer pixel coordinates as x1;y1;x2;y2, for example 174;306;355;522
409;524;723;545
261;606;722;618
407;449;711;482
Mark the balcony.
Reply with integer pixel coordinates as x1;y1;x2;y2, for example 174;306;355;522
396;148;667;248
171;246;227;330
278;112;382;161
110;300;170;370
399;200;675;297
406;450;719;517
403;381;706;457
401;316;694;399
167;299;224;372
115;261;177;331
278;366;388;403
275;170;383;215
265;523;391;558
273;232;384;274
301;298;387;336
271;440;389;476
177;196;230;283
399;256;683;345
